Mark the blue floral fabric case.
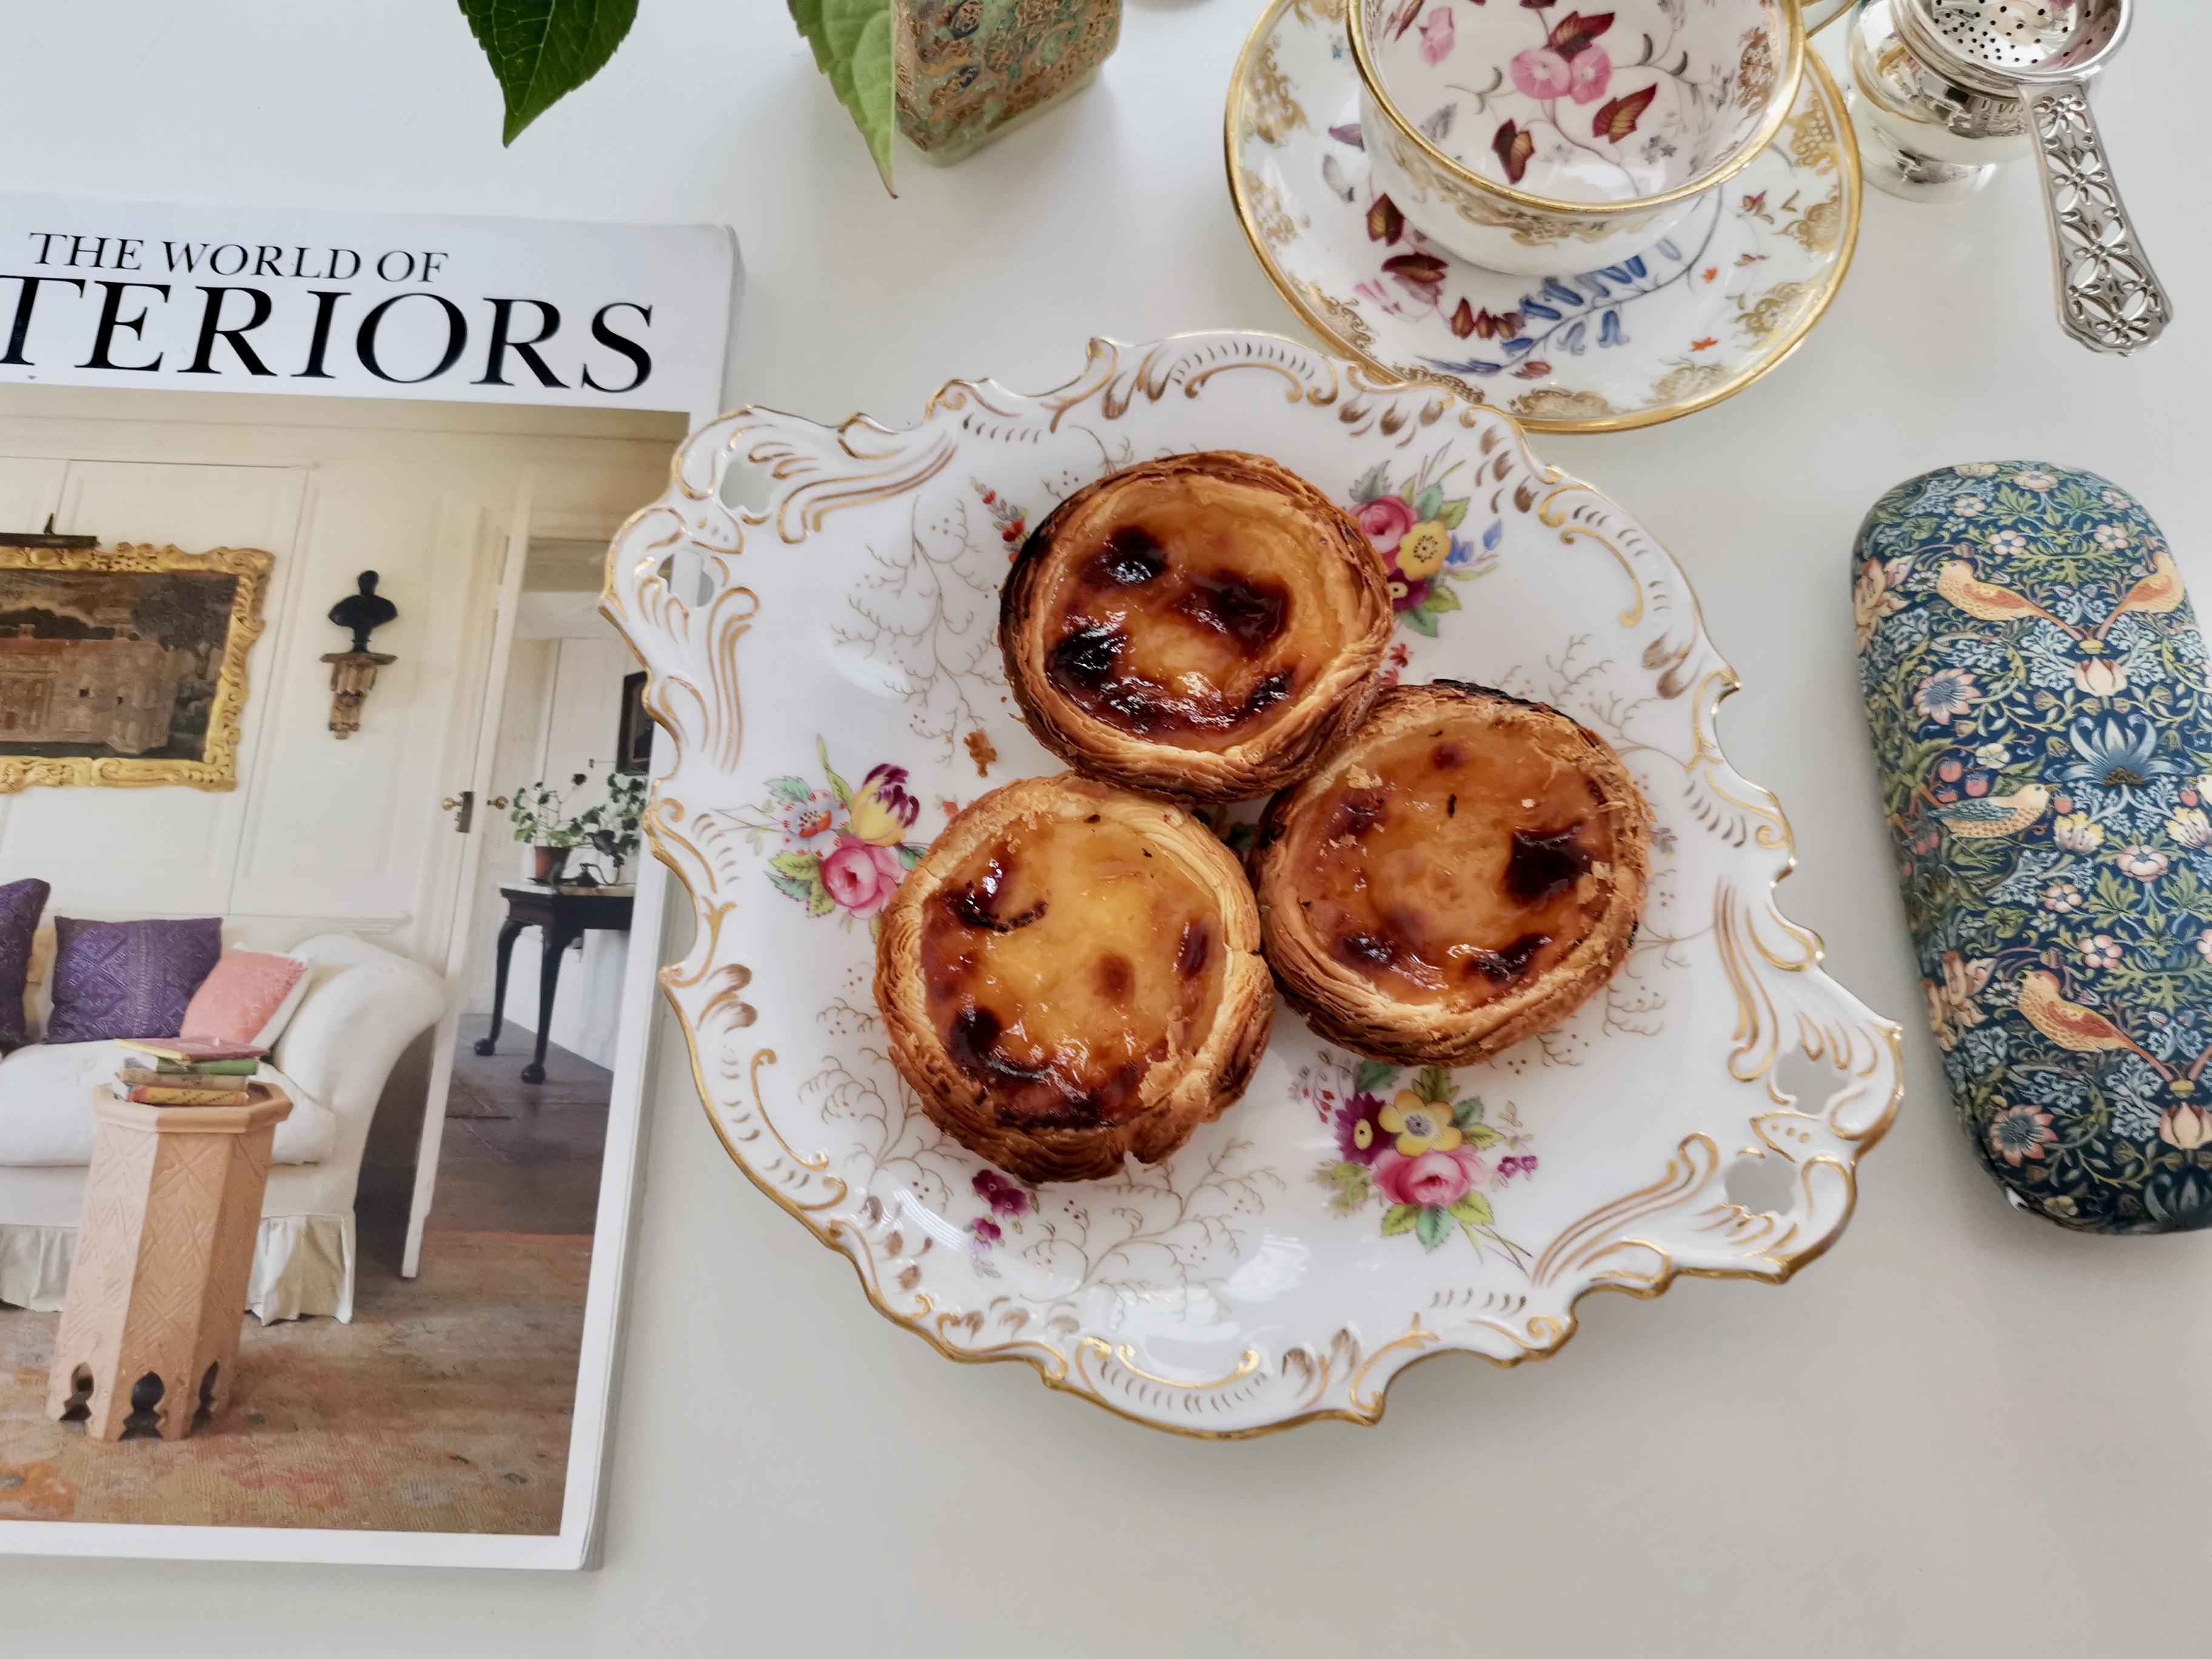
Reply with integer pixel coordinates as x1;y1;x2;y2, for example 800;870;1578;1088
1856;463;2212;1233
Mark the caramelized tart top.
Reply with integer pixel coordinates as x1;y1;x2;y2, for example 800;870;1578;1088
1020;457;1381;754
917;807;1227;1130
1271;702;1627;1012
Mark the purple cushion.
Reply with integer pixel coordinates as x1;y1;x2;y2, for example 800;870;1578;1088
0;879;49;1054
47;917;223;1045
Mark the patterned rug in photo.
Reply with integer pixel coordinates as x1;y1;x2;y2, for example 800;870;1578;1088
0;1231;589;1533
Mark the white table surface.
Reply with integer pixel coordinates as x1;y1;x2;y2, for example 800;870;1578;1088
4;2;2208;1653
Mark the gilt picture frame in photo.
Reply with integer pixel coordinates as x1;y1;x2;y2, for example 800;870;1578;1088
0;193;739;1571
0;541;271;792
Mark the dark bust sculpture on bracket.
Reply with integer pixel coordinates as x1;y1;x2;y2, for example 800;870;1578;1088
321;571;398;739
328;570;398;653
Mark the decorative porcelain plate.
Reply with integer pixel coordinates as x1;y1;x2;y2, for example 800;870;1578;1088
606;333;1900;1436
1227;0;1862;434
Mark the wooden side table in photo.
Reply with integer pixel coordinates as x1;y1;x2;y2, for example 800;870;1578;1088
46;1084;292;1443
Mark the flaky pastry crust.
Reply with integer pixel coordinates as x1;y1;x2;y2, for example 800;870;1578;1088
1000;451;1392;803
1251;682;1651;1065
875;774;1273;1184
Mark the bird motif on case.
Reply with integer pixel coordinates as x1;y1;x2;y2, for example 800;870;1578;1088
2017;968;2212;1149
1922;783;2051;840
1938;551;2184;650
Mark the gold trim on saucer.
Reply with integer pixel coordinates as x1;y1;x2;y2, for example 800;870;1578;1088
1224;0;1864;435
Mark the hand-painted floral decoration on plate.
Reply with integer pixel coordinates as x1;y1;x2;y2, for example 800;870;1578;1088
1227;0;1861;433
1857;462;2212;1233
606;332;1899;1436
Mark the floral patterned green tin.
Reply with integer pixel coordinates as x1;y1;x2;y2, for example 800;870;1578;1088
897;0;1121;165
1856;462;2212;1232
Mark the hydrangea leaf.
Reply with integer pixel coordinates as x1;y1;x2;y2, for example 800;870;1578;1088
788;0;897;193
458;0;638;146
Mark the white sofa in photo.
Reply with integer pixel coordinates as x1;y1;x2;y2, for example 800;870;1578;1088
0;922;452;1324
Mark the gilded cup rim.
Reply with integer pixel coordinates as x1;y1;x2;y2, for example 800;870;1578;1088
1345;0;1809;219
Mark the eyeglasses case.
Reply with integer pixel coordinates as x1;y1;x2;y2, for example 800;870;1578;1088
1855;461;2212;1232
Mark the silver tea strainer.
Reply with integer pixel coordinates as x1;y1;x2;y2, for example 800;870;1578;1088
1852;0;2170;354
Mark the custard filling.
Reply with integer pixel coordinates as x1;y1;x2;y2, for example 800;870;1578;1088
1290;722;1620;1008
919;811;1227;1128
1035;471;1359;752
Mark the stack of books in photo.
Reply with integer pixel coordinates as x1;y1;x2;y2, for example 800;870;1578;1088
113;1039;269;1106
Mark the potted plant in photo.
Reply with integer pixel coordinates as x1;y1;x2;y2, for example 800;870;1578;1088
508;771;591;883
572;768;648;886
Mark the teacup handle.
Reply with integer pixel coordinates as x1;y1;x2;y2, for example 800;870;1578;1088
1798;0;1854;32
2023;79;2173;356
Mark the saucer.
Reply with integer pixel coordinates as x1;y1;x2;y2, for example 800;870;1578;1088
1227;0;1862;434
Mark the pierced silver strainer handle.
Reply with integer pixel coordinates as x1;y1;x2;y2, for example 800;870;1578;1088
2025;78;2172;355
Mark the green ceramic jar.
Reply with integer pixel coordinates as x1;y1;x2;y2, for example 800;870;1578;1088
896;0;1122;165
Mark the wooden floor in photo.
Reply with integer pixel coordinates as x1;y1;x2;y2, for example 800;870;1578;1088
0;1228;589;1532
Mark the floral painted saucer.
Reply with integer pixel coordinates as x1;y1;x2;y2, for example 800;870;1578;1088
606;333;1901;1437
1227;0;1862;434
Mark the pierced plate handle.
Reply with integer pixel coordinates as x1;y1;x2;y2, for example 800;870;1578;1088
2024;79;2173;356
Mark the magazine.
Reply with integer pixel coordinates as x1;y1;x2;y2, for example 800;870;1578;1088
0;193;735;1570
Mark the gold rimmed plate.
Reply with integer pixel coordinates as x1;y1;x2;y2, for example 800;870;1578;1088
605;332;1902;1438
1227;0;1862;434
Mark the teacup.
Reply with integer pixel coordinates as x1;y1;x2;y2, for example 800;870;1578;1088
1349;0;1808;276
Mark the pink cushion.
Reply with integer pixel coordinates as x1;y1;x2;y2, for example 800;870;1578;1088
178;950;309;1047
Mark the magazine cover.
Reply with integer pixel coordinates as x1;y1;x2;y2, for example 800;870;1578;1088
0;195;735;1569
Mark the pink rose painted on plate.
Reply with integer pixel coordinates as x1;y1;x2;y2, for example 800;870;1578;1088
820;837;904;917
1353;492;1418;555
729;736;929;931
1375;1145;1486;1208
1297;1054;1535;1265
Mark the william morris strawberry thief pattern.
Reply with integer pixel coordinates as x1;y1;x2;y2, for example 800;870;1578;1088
1856;464;2212;1233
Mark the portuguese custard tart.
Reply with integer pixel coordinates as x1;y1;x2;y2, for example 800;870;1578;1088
1000;451;1393;803
875;773;1274;1184
1251;682;1651;1066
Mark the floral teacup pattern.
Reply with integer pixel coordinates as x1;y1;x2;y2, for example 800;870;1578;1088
1857;463;2212;1232
1358;0;1788;202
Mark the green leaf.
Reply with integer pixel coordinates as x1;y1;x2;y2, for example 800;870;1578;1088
1398;481;1417;503
1319;1162;1372;1213
1413;485;1444;521
1350;461;1392;504
1463;1123;1504;1150
459;0;637;146
1435;497;1469;530
1414;1205;1452;1251
766;776;814;805
764;868;817;905
1381;1204;1421;1236
768;852;832;914
1401;607;1439;638
788;0;897;193
1447;1192;1494;1227
896;844;923;869
1450;1094;1484;1129
817;735;853;805
1423;582;1463;614
1354;1061;1398;1094
1413;1065;1453;1105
